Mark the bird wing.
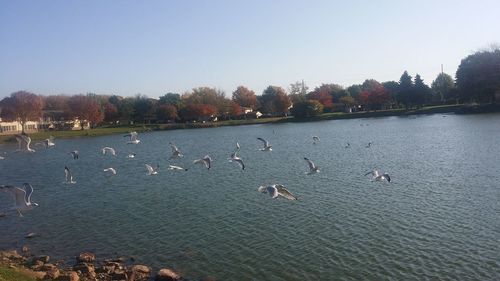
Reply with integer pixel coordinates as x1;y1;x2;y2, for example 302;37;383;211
257;137;268;147
383;173;391;182
145;164;154;174
233;158;245;170
203;155;212;169
22;183;34;204
170;143;180;153
304;157;316;170
275;184;297;200
236;142;240;150
257;186;267;193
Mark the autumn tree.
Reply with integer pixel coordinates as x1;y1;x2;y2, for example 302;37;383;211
67;95;104;128
347;84;362;100
178;104;217;121
182;87;231;114
103;103;119;122
339;96;356;112
431;73;455;102
456;47;500;103
359;81;391;110
156;104;178;122
258;86;291;115
232;86;258;110
0;91;43;132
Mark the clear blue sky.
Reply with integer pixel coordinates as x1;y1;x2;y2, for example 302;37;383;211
0;0;498;99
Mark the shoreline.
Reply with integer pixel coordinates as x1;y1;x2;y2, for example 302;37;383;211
0;248;185;281
1;104;499;144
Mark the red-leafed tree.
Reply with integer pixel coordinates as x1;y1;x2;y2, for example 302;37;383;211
67;95;104;128
103;102;119;122
229;102;243;118
307;89;333;110
0;91;43;132
232;86;258;110
358;82;391;110
179;104;217;121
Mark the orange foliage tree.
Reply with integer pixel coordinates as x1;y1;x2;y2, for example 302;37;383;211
0;91;43;132
67;95;104;128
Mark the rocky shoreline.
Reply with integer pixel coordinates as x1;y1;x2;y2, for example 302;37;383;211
0;248;186;281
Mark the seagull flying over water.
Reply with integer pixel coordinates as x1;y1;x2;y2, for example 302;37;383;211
228;151;245;170
257;137;272;151
365;170;391;183
44;136;55;148
64;166;76;184
69;150;79;159
102;147;116;156
145;164;159;175
124;131;140;144
0;183;39;216
15;134;35;153
258;184;297;200
236;142;240;151
168;165;188;171
126;153;136;158
103;168;117;176
304;157;320;175
366;142;372;148
169;143;183;159
194;155;212;169
312;136;320;144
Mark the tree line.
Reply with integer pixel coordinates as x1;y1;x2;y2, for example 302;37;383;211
1;47;499;128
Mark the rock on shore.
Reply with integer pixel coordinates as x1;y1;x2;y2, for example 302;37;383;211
0;249;186;281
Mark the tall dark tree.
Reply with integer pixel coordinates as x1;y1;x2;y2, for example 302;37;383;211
159;93;182;108
398;71;414;109
0;91;43;132
290;100;323;118
413;74;431;107
382;81;399;105
347;84;362;100
431;73;455;102
456;47;500;103
133;94;156;123
258;86;291;115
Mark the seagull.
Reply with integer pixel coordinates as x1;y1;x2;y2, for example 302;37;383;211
312;136;320;144
103;168;117;176
366;142;372;148
365;170;391;183
193;155;212;169
345;143;350;149
126;153;136;158
236;142;240;151
15;134;35;153
169;143;183;159
228;151;245;170
257;137;272;151
258;184;297;200
102;147;116;156
304;157;320;175
124;131;140;144
168;165;188;171
145;164;159;175
64;166;76;184
69;151;79;159
0;183;39;216
44;136;55;148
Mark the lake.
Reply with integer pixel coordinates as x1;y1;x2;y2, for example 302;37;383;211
1;113;499;280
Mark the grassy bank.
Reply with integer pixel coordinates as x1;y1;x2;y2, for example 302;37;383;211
0;104;483;144
0;266;39;281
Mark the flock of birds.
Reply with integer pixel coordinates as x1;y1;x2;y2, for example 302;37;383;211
0;130;391;217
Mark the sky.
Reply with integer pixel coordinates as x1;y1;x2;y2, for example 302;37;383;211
0;0;499;99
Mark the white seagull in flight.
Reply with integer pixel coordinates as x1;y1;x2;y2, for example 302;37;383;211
145;164;159;175
103;167;117;176
304;157;320;175
168;165;188;171
64;166;76;184
101;147;116;156
228;151;245;170
124;131;140;144
257;137;272;151
69;150;79;159
194;155;212;169
312;136;320;144
169;143;183;159
0;183;39;216
365;170;391;183
15;134;35;153
258;184;297;200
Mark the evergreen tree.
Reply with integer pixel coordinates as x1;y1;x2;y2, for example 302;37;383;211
398;71;413;109
413;74;431;107
431;73;455;102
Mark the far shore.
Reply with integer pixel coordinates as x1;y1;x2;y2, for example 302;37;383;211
1;103;498;144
